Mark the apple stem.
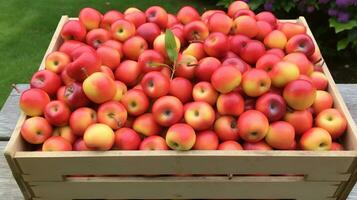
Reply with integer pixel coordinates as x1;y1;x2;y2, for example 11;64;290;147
81;68;89;78
187;63;198;67
170;61;177;80
11;84;20;93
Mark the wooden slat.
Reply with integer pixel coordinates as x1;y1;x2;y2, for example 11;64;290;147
0;141;23;200
30;176;339;200
0;84;29;140
15;150;355;182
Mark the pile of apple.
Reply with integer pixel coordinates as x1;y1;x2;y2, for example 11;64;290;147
19;1;347;152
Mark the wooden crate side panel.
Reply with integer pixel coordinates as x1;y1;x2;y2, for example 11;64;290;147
297;17;357;200
15;151;354;182
29;176;339;200
3;15;69;200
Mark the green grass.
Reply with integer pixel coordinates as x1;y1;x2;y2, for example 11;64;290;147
0;0;220;108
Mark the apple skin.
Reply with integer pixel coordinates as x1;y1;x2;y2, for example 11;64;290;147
97;101;127;130
52;126;76;144
73;138;94;151
278;22;306;39
285;34;315;57
66;51;101;82
113;81;127;101
283;52;314;75
166;123;196;150
300;127;332;151
169;77;193;103
312;90;333;114
315;108;347;139
69;44;96;59
170;25;186;47
243;141;273;150
123;36;148;61
45;51;71;74
152;96;183;127
218;141;243;150
266;48;285;58
264;30;287;50
70;107;97;137
310;71;328;90
175;54;198;80
86;28;110;48
283;79;316;111
238;110;269;143
265;121;296;150
100;10;124;30
56;86;66;102
100;66;115;80
204;32;229;58
195;57;221;81
138;50;165;73
102;40;123;57
184;102;215;131
214;116;239;141
269;61;300;88
202;10;225;23
211;66;242;94
239;40;266;65
20;88;50;117
232;15;258;38
208;12;232;34
21;117;53;144
114;128;141;150
96;46;121;70
137;23;161;45
110;19;136;42
145;6;168;29
42;136;72;151
167;14;179;27
30;70;62;96
153;33;181;58
216;92;245;116
60;20;87;41
256;53;281;73
228;1;250;17
83;72;117;104
64;82;90;109
124;10;147;28
284;109;313;136
133;113;161;137
184;20;209;41
44;100;71;126
222;57;249;74
183;43;206;61
121;89;149;116
229;35;250;55
256;11;277;28
193;131;219;150
193;82;218;106
331;142;344;151
140;135;169;150
59;40;85;55
256;21;273;41
115;60;141;86
242;69;271;97
177;6;200;25
141;71;170;98
79;7;102;30
255;92;286;122
84;123;115;151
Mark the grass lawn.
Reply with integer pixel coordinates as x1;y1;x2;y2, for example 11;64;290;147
0;0;220;108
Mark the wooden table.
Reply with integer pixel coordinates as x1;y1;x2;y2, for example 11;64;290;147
1;84;357;200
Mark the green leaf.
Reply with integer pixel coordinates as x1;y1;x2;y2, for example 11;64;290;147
248;0;264;10
337;38;350;51
280;1;295;12
216;0;234;8
329;18;357;33
165;29;178;64
148;62;171;68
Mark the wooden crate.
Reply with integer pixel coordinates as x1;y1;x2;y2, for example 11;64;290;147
4;15;357;200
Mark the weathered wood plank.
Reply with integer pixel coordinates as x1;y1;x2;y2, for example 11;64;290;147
0;84;29;140
0;141;24;200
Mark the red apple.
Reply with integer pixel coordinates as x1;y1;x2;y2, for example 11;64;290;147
193;131;219;150
145;6;168;29
79;7;102;30
300;127;332;151
70;107;97;136
195;57;221;81
216;92;245;116
100;10;124;30
114;128;141;150
316;108;347;139
211;66;242;94
133;113;161;137
193;82;218;106
255;92;286;122
169;77;193;103
64;82;90;109
284;109;313;136
20;88;50;117
21;117;53;144
84;123;115;151
61;20;87;41
184;102;215;131
141;71;170;98
137;23;161;44
115;60;141;86
166;123;196;150
111;19;136;42
242;69;271;97
204;32;229;58
177;6;200;25
265;121;295;150
214;116;239;141
86;28;111;48
42;136;72;151
98;101;127;130
45;51;71;74
152;96;183;127
121;89;149;116
44;100;71;126
30;70;61;96
123;36;148;61
238;110;269;143
218;141;243;150
83;72;117;104
283;79;316;110
140;135;169;150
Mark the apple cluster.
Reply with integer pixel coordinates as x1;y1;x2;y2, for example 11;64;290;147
19;1;347;152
